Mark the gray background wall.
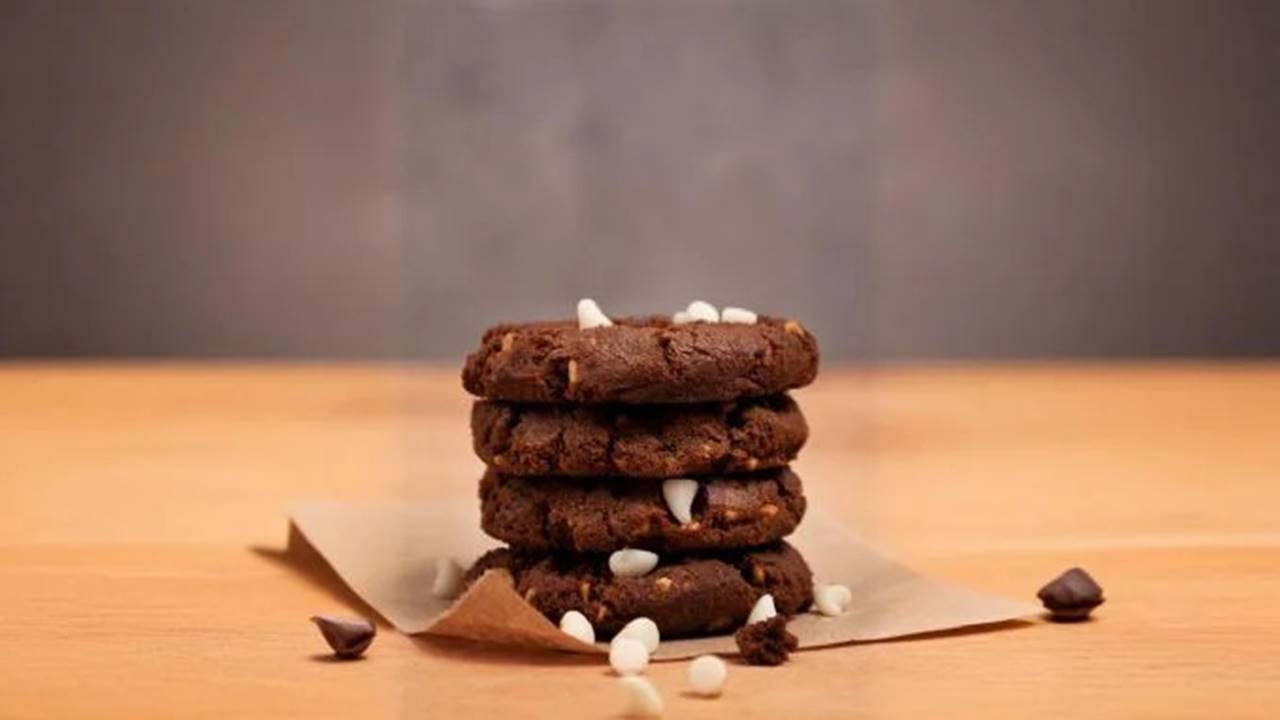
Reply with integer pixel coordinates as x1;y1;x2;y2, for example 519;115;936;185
2;0;1277;361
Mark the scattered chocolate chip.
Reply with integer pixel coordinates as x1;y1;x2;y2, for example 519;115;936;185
310;615;376;658
1037;567;1105;622
734;615;797;666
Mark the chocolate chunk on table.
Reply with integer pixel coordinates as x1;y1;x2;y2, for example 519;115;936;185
1038;567;1105;621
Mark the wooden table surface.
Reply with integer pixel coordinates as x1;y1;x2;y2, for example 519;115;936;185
2;362;1278;718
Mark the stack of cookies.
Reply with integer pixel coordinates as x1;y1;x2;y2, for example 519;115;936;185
460;300;820;641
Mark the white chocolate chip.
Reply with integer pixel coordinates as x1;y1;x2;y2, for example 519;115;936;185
813;583;853;616
559;610;596;645
615;617;660;654
577;298;614;329
619;676;664;717
747;593;777;624
431;557;463;599
812;583;853;615
661;479;698;525
610;637;650;676
686;300;719;323
720;307;758;324
671;310;693;325
687;654;727;697
609;548;659;578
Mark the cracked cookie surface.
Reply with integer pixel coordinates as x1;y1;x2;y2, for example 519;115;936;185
464;542;814;638
471;395;807;477
461;316;819;404
479;467;806;552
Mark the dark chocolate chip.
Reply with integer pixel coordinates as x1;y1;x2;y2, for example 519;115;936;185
310;615;376;658
734;614;798;666
1037;567;1105;622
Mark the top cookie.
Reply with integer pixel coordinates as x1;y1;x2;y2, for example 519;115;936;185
462;316;819;404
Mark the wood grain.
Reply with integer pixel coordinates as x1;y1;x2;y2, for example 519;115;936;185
1;362;1277;718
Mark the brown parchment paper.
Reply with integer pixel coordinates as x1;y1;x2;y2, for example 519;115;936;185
288;500;1038;660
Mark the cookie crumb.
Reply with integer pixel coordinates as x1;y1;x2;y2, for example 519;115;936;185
734;615;797;666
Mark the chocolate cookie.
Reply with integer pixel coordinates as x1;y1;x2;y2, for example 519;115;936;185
465;542;814;638
480;468;806;552
461;316;819;404
471;395;807;478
